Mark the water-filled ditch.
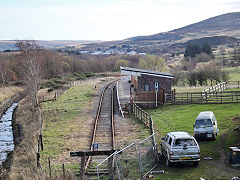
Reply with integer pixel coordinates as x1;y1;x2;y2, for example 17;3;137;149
0;103;18;166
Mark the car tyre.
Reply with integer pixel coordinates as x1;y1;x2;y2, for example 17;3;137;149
160;145;164;157
193;161;199;167
212;133;216;141
166;157;172;167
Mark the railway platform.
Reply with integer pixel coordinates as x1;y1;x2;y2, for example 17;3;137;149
117;76;131;110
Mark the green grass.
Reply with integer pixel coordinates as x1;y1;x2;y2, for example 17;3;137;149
40;86;95;170
224;66;240;81
147;103;240;179
148;104;240;136
154;162;232;180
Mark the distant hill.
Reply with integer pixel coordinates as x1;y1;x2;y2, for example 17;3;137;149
0;40;100;51
1;12;240;54
127;12;240;43
81;12;240;54
170;36;239;49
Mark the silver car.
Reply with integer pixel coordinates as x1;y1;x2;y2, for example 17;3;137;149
161;132;200;167
194;111;219;140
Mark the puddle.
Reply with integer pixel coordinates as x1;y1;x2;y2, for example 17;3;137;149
0;103;18;166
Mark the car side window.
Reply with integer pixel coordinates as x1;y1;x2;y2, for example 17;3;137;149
168;137;172;146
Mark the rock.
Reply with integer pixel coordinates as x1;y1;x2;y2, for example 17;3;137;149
203;157;213;160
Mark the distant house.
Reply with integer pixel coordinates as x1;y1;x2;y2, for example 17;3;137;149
126;51;137;55
120;66;174;94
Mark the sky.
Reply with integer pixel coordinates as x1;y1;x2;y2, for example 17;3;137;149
0;0;240;41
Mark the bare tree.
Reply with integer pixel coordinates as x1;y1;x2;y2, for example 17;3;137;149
15;40;43;107
0;60;7;84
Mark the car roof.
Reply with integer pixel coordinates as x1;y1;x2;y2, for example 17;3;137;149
168;132;193;139
196;111;214;119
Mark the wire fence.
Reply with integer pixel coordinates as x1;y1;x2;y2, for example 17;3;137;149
96;134;158;180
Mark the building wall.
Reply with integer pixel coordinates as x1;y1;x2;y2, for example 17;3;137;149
137;74;172;94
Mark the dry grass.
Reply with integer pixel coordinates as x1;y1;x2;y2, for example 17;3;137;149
39;77;117;176
8;98;46;179
0;86;23;104
173;86;209;93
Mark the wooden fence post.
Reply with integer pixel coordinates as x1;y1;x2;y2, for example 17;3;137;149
39;134;43;151
48;157;51;178
191;93;192;104
216;91;218;102
62;164;65;179
80;152;86;178
221;91;222;103
37;152;40;168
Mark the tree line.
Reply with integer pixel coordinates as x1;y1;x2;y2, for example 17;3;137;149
0;41;169;85
184;43;212;58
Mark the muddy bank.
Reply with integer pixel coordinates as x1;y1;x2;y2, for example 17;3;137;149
0;91;27;118
0;91;26;178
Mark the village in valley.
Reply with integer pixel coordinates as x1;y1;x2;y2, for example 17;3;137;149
0;1;240;180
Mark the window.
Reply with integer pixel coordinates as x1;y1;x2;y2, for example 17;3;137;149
165;134;169;142
144;84;149;91
195;119;212;127
173;139;197;147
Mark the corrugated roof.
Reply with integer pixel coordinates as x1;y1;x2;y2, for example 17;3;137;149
120;66;174;79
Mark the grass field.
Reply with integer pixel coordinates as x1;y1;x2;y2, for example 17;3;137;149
40;85;96;176
224;66;240;81
147;103;240;180
0;86;23;104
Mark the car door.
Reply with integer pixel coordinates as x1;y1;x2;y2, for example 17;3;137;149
166;137;173;157
162;134;169;156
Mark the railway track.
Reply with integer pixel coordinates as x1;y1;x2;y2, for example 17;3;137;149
85;81;116;179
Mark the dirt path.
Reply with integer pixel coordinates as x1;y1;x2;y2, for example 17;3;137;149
114;114;150;150
208;130;240;176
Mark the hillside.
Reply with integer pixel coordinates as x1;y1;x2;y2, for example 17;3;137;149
0;40;100;51
81;12;240;54
170;36;239;49
1;12;240;54
127;12;240;43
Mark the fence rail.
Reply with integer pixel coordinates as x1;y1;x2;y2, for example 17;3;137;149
131;102;155;139
96;134;158;180
171;90;240;104
131;90;164;104
38;87;68;103
202;82;227;95
165;81;240;105
226;81;240;89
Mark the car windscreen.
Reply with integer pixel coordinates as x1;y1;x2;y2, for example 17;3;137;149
173;139;197;147
195;119;212;127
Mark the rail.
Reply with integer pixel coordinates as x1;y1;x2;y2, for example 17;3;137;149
85;80;117;172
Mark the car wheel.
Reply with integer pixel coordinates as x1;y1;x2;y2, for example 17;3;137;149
193;161;199;167
166;157;172;167
212;133;216;141
160;146;164;157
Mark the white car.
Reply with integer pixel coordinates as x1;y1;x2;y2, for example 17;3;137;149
193;111;219;140
161;132;200;167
